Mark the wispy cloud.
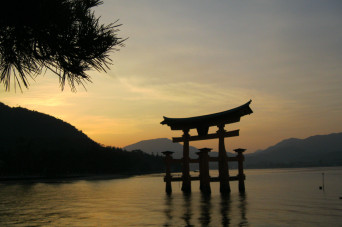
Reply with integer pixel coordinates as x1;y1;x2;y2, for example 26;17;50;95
1;0;342;151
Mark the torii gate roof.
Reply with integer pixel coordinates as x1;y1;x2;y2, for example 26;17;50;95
161;100;253;131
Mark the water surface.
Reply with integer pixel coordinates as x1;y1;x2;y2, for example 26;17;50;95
1;167;341;226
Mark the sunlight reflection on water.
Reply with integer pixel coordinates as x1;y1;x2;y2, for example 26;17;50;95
1;167;342;226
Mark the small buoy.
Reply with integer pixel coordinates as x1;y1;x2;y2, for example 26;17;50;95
319;186;322;190
339;197;342;200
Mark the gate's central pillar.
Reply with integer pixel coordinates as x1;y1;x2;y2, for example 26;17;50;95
218;124;231;193
181;129;191;193
198;148;211;194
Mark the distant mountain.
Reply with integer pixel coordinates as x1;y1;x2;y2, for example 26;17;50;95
0;102;164;177
245;132;342;168
124;138;238;170
124;138;200;159
124;138;238;158
124;138;213;170
125;132;342;169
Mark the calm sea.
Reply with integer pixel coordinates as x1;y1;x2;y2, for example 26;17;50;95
1;167;341;226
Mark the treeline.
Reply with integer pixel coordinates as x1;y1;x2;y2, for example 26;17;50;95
0;103;169;178
0;137;165;177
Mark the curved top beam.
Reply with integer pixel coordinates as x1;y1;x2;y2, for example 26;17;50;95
161;100;253;131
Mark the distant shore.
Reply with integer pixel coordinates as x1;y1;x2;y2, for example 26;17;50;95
0;172;162;183
2;166;341;183
0;168;168;183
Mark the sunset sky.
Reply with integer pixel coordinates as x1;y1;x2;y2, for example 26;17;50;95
1;0;342;153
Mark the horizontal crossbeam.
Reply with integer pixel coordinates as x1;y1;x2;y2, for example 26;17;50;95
172;129;239;142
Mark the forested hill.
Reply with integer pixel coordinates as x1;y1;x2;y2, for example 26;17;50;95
0;102;96;149
245;132;342;168
0;102;164;177
124;133;342;169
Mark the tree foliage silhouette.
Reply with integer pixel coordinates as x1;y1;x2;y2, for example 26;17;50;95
0;0;125;91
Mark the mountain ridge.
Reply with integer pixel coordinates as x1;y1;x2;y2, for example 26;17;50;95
124;132;342;168
0;102;165;177
1;101;341;173
245;132;342;168
124;138;200;159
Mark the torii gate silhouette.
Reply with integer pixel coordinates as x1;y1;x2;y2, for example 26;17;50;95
161;100;253;194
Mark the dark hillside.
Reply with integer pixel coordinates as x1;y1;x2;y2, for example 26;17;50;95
245;133;342;168
0;102;94;143
124;133;342;170
0;103;164;177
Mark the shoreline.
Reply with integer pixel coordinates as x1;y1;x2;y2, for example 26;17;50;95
1;166;341;183
0;172;160;183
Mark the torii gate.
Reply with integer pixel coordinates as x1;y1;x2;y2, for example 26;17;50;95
161;100;253;194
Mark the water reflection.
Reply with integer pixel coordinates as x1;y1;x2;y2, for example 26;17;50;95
2;168;340;226
164;194;173;227
238;193;248;226
220;194;232;226
164;193;248;226
199;194;211;226
182;193;193;227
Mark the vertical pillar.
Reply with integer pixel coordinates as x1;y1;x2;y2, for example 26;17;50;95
234;148;246;193
217;124;231;193
162;151;174;194
197;148;211;194
181;129;191;193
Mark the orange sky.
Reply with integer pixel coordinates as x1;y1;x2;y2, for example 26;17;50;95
1;1;342;153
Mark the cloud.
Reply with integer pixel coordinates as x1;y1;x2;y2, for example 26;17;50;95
2;0;342;151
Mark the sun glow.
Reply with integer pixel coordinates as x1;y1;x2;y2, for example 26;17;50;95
1;1;342;151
